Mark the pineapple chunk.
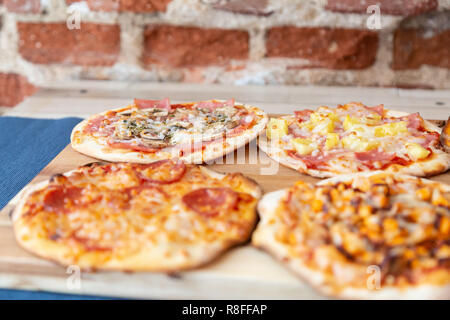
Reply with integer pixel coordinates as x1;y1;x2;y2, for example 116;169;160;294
310;111;338;123
267;118;288;139
314;119;335;134
406;143;430;160
301;111;338;134
342;135;379;152
291;138;316;155
343;115;361;131
374;121;407;137
325;133;340;150
309;112;325;123
300;118;334;134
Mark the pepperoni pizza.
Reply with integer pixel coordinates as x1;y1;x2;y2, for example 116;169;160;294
259;102;450;178
12;160;261;271
71;98;268;164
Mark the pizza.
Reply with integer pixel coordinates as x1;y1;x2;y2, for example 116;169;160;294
252;172;450;299
12;160;261;271
441;117;450;153
258;102;450;178
71;98;267;164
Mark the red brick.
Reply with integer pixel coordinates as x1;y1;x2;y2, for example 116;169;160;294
17;22;120;66
325;0;437;16
392;28;450;70
143;25;249;67
5;0;40;13
0;73;37;107
266;27;378;70
65;0;171;13
212;0;273;16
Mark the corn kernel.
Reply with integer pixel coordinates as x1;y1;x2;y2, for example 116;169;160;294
311;199;323;212
415;187;431;201
439;216;450;234
383;218;398;231
403;249;415;260
359;205;372;217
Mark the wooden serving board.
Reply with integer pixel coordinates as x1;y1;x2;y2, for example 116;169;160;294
1;128;449;299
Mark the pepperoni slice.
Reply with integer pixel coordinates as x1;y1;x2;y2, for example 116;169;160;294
43;186;83;213
134;98;171;110
137;160;186;184
182;187;238;217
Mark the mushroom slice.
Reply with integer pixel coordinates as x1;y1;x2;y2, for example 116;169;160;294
114;121;134;140
141;108;169;117
116;108;137;116
170;121;192;129
226;119;240;129
140;129;169;148
141;139;169;148
140;129;165;140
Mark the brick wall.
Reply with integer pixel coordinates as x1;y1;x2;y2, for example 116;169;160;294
0;0;449;106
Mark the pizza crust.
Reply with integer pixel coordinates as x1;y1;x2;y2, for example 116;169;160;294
71;102;268;164
440;117;450;153
12;164;261;272
253;172;450;299
258;109;450;178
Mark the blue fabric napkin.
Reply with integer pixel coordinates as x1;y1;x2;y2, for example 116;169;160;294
0;116;121;300
0;116;82;210
0;289;114;300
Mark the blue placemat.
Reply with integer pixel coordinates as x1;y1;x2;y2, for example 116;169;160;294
0;116;117;300
0;116;82;210
0;289;115;300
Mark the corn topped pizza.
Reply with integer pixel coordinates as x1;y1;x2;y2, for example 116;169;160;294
71;98;267;164
12;160;261;271
259;102;450;178
253;172;450;299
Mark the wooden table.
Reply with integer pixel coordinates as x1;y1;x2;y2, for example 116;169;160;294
0;81;449;299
